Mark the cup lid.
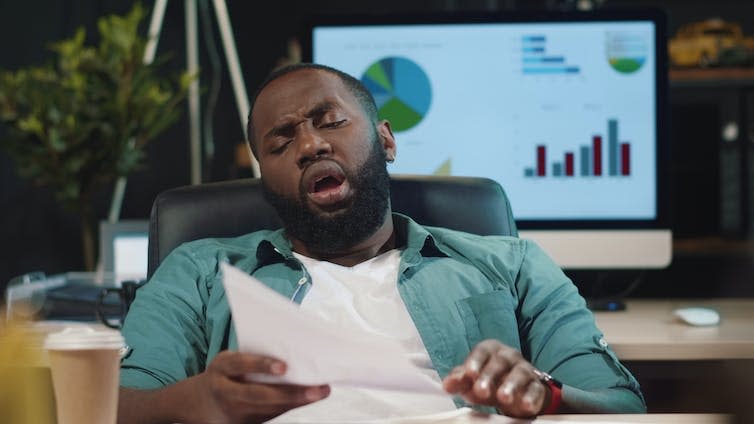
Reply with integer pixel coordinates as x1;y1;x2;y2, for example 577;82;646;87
44;326;124;350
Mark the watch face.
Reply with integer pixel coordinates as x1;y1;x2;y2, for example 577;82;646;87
533;368;549;381
534;369;563;388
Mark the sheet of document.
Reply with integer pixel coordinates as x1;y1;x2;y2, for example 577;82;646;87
221;263;445;393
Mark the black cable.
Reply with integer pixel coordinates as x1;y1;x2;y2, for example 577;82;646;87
593;270;646;299
585;270;646;311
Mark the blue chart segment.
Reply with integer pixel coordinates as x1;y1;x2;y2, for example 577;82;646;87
361;57;432;132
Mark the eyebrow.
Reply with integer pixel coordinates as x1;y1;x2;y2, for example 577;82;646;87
263;101;338;141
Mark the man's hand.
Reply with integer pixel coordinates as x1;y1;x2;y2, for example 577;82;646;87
191;351;331;423
118;351;330;424
442;339;551;418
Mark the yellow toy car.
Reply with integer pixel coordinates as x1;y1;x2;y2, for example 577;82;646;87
669;19;754;68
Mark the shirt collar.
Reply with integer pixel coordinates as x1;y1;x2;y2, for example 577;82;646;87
252;212;449;266
392;213;448;258
253;229;293;266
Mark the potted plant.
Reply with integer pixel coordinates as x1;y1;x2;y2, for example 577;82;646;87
0;4;192;270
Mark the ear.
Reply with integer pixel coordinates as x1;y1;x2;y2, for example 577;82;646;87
376;120;396;162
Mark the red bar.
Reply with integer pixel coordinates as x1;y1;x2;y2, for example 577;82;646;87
592;136;602;176
537;145;546;176
621;143;630;175
565;152;574;176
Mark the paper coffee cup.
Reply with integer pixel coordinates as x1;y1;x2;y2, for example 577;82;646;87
44;327;125;424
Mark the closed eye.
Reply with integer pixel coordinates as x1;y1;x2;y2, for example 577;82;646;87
270;139;292;155
320;119;346;129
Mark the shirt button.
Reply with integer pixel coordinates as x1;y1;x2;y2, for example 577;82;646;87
599;338;609;348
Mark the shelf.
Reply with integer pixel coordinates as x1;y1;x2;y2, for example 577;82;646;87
673;236;754;257
670;67;754;88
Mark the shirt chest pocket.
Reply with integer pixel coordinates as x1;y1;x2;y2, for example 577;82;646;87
455;291;522;352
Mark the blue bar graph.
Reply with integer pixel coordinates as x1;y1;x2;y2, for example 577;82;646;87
523;56;565;64
521;34;580;75
553;163;563;177
580;146;590;176
523;67;580;74
524;119;632;179
523;35;546;42
608;119;619;176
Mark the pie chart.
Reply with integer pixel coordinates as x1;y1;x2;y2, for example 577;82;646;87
606;32;647;74
360;57;432;132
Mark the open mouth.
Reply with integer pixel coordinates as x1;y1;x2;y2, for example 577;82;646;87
303;162;351;208
311;174;344;194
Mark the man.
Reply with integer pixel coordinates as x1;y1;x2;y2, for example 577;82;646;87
118;63;645;423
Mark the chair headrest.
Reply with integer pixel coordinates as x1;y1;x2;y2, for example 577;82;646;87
147;175;517;278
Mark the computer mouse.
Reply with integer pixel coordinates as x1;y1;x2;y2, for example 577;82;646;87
673;307;720;327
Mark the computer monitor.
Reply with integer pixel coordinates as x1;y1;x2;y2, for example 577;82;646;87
305;9;671;269
99;220;149;281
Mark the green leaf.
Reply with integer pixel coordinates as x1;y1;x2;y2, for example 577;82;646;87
17;116;44;137
0;2;196;218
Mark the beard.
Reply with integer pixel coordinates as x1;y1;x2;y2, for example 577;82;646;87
262;134;391;255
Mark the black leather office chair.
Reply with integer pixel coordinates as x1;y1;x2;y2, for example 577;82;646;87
147;175;518;278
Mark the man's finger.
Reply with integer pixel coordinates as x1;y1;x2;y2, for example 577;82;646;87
463;340;499;376
442;366;473;394
495;379;546;418
219;379;331;413
472;349;514;401
520;380;547;416
496;365;542;414
242;383;331;408
211;351;286;377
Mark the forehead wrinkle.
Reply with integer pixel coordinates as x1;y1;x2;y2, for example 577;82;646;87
304;100;337;119
263;98;343;140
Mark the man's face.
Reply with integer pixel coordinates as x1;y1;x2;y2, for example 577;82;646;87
251;69;396;253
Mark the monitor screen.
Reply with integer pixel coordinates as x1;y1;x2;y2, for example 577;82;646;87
99;220;149;281
306;10;671;269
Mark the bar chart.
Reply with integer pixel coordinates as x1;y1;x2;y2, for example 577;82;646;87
521;34;580;75
523;118;632;178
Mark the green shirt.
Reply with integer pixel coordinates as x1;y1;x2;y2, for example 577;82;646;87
120;214;645;413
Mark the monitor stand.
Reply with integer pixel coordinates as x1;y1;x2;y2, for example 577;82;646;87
566;269;647;313
587;298;627;311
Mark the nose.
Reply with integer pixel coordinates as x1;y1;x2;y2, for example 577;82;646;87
295;124;332;168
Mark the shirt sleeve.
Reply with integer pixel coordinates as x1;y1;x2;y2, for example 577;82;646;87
514;240;646;413
119;245;210;390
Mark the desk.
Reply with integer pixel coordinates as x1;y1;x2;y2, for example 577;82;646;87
388;411;731;423
593;299;754;360
545;414;730;423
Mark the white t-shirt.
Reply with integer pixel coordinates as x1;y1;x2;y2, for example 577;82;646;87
268;249;457;423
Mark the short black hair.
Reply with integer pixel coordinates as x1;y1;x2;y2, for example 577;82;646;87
246;63;379;158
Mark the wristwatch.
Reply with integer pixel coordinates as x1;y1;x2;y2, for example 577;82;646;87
533;369;563;414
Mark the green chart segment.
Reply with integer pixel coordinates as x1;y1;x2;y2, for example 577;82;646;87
607;33;647;74
361;57;432;132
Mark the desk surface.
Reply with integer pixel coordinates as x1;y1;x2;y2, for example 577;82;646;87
389;411;731;423
544;414;730;423
593;298;754;360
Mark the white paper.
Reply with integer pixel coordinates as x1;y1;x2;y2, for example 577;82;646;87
221;263;445;394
